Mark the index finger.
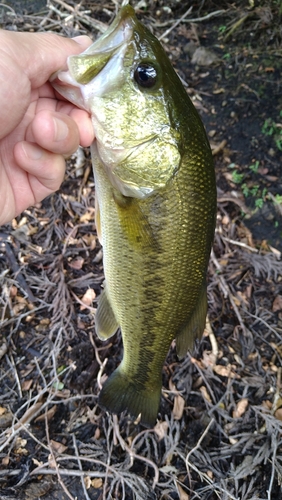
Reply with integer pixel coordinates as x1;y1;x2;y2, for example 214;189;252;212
0;31;92;89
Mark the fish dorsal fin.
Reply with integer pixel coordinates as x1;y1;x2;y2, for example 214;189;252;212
176;284;207;358
95;287;119;340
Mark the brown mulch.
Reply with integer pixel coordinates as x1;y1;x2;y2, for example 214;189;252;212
1;1;282;499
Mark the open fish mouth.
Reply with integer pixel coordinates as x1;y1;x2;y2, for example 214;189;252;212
51;7;135;109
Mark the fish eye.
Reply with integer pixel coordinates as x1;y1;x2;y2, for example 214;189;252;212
134;63;158;88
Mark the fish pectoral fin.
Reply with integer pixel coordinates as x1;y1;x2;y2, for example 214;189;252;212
99;366;161;428
113;191;157;249
176;284;208;358
95;287;119;340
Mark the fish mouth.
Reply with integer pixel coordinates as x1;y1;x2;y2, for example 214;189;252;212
51;5;137;109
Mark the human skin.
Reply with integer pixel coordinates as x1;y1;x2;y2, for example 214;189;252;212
0;30;95;225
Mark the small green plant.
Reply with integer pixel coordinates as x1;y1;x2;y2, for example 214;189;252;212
262;118;276;136
218;25;227;34
250;185;260;196
241;183;250;197
273;194;282;205
227;162;278;215
232;170;244;184
255;198;264;209
262;114;282;151
249;161;260;173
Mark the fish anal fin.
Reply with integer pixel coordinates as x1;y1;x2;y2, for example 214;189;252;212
176;284;207;358
95;287;119;340
99;367;161;428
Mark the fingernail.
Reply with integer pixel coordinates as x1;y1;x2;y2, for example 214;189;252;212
72;35;92;46
22;142;43;160
53;118;69;142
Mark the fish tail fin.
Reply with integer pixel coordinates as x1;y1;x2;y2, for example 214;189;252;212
99;367;161;428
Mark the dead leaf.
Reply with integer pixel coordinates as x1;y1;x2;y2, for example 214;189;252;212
168;378;176;392
9;285;18;297
0;407;6;416
0;411;13;429
77;317;86;329
274;397;282;412
236;291;249;306
199;385;212;404
32;458;43;467
50;388;71;399
191;46;219;66
202;350;217;368
2;456;9;465
68;256;85;270
18;216;28;228
154;420;169;440
222;215;230;225
39;318;51;326
229;437;238;445
207;470;213;479
233;398;248;418
176;483;190;500
82;233;96;250
0;342;8;360
15;402;43;428
213;87;225;94
84;476;91;489
159;465;178;474
208;129;217;137
35;405;57;422
91;478;103;489
80;209;95;223
21;379;33;391
50;439;68;454
213;364;237;378
273;295;282;312
94;427;101;440
27;224;38;236
14;437;28;455
173;394;185;420
48;456;57;469
275;408;282;421
24;480;52;499
35;318;50;332
13;297;28;315
80;288;96;310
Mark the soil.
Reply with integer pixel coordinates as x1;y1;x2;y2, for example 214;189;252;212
0;1;282;499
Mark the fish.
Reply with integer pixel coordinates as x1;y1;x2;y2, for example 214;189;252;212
51;3;216;427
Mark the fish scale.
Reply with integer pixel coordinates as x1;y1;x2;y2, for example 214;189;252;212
51;4;216;427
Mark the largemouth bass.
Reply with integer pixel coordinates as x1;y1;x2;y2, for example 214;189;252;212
52;4;216;427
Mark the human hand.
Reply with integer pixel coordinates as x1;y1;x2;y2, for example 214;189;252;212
0;30;95;226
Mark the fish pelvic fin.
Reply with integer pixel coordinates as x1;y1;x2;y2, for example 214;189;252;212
95;195;102;245
176;283;207;358
95;287;119;340
99;366;161;428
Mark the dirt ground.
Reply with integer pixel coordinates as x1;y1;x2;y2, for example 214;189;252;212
1;1;282;499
